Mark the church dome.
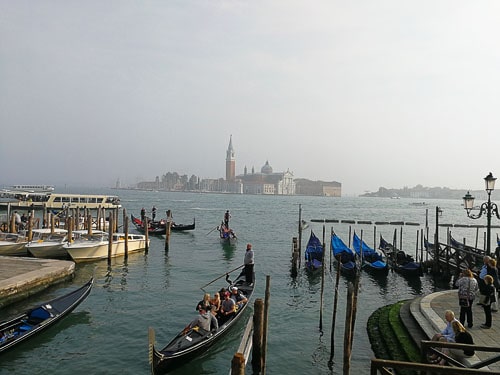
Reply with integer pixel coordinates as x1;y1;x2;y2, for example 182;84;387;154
261;160;273;174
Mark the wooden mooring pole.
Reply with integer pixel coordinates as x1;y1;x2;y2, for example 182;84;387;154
123;208;129;259
165;210;172;251
291;237;298;277
107;215;113;263
328;254;342;369
144;218;149;252
252;298;264;374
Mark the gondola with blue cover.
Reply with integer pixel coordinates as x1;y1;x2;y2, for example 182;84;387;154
331;232;359;277
0;277;93;354
304;231;323;272
353;232;389;274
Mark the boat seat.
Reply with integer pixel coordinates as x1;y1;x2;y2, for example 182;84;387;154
18;324;32;332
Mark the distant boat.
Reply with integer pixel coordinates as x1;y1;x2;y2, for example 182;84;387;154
219;223;237;245
0;192;121;210
131;215;195;235
9;184;55;193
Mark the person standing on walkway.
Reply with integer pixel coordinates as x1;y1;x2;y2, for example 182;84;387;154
480;275;496;329
244;243;254;284
478;256;491;293
487;258;500;312
456;269;479;328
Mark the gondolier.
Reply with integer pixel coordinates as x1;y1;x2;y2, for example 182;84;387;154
244;243;254;284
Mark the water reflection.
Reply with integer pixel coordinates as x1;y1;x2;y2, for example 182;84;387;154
220;242;235;260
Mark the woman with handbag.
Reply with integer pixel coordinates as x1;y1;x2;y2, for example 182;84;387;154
456;269;479;328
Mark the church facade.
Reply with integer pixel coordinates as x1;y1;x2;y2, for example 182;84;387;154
225;137;296;195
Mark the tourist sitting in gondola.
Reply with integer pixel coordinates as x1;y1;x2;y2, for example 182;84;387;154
210;292;221;312
230;286;247;309
183;305;218;334
196;293;212;312
219;291;236;324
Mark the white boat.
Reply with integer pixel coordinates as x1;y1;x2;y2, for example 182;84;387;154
9;184;55;193
0;233;28;256
0;192;121;210
25;228;69;259
64;231;148;262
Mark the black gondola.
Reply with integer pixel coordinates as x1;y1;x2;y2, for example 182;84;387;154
379;235;422;277
131;215;195;235
149;269;254;374
0;277;93;354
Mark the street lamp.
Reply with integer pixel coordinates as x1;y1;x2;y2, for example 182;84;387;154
462;172;500;256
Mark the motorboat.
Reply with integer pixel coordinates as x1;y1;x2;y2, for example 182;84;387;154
65;231;148;262
25;228;69;259
0;233;28;256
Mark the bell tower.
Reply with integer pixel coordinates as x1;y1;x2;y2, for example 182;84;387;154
226;135;235;181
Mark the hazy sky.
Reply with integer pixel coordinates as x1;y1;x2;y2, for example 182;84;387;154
2;1;500;196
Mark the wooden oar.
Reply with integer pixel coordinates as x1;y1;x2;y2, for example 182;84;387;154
206;226;219;235
200;264;244;290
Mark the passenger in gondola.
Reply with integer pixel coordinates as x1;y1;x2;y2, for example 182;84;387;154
196;293;212;312
219;291;236;324
140;207;146;222
210;292;221;312
183;305;218;334
230;286;247;309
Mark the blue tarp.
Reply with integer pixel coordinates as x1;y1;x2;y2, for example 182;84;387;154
304;231;323;262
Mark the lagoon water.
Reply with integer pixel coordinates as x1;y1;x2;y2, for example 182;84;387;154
0;189;488;374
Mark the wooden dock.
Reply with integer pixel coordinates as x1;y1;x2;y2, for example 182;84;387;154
0;256;75;308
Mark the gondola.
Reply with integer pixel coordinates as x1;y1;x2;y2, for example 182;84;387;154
353;232;389;274
149;269;254;374
0;277;93;354
304;231;323;272
331;232;359;277
218;223;237;245
131;215;195;235
379;235;422;277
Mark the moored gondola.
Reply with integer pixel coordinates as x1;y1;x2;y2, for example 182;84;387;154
131;214;195;235
331;232;359;277
0;277;94;354
304;230;323;272
149;268;254;374
379;235;422;277
353;232;389;274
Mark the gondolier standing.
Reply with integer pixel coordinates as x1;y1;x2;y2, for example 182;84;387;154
224;210;231;227
244;243;254;284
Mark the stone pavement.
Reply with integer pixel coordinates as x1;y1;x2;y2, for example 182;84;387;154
0;256;75;307
415;289;500;371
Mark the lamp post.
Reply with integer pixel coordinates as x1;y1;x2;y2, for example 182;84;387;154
462;172;500;256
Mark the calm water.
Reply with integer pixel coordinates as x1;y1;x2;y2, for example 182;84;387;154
0;190;488;374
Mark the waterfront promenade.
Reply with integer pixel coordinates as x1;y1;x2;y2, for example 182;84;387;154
414;289;500;371
0;256;74;307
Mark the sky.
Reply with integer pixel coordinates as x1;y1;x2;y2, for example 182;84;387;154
1;1;500;196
